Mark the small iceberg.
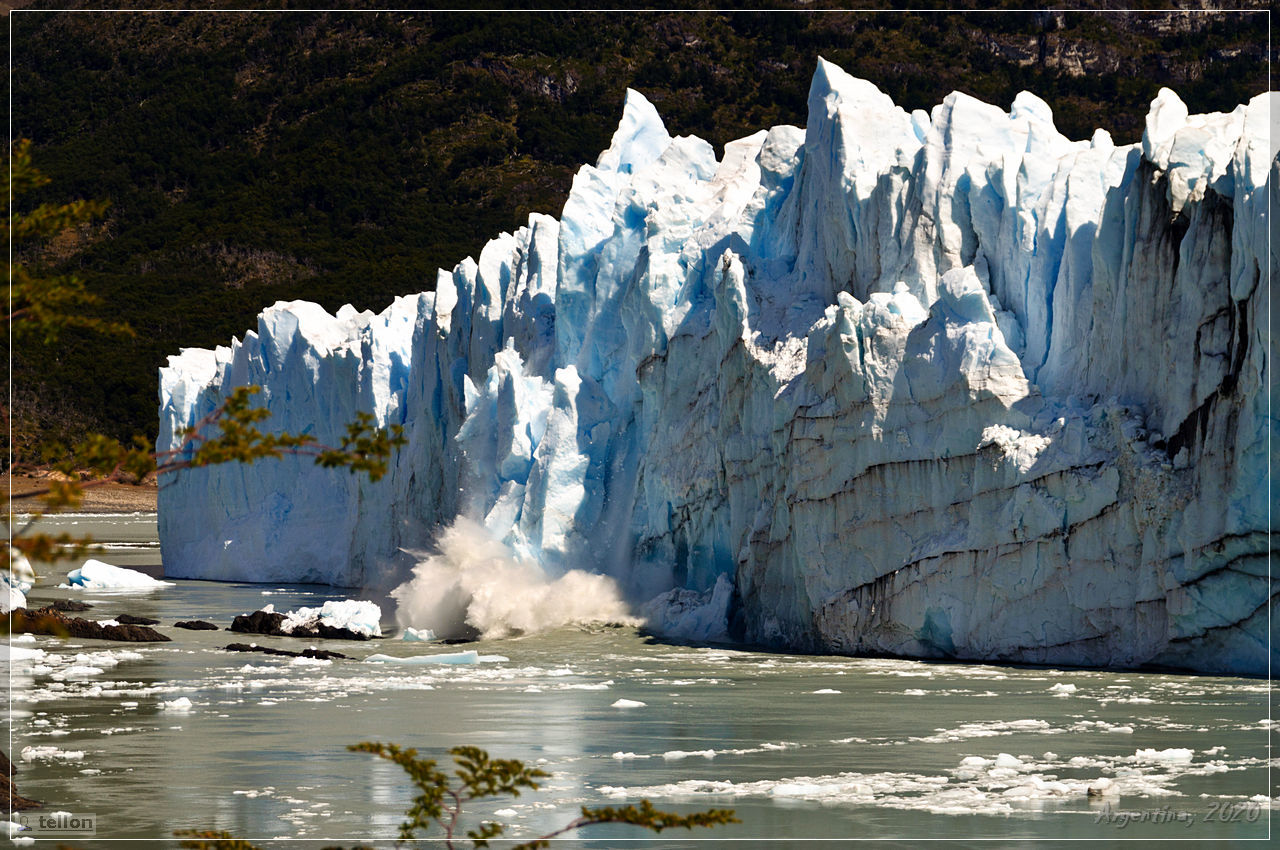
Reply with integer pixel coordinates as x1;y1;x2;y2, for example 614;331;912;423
6;549;35;592
364;650;510;665
1;583;25;614
61;559;173;591
401;627;437;642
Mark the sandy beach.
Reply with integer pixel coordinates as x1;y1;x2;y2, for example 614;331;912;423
5;473;159;513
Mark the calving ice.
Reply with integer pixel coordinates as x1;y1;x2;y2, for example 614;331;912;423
157;60;1274;675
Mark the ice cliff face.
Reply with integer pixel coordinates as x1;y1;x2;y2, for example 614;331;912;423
158;60;1275;675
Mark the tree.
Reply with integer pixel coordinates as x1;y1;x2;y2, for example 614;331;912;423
173;745;737;850
3;140;404;565
4;139;128;345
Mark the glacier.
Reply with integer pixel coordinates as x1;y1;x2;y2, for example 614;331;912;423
158;59;1275;676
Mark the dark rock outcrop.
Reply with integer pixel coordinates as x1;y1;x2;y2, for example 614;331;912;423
308;622;373;641
46;599;92;612
224;642;348;661
10;607;170;642
2;750;41;811
116;613;160;626
174;620;219;630
227;609;371;641
228;610;287;635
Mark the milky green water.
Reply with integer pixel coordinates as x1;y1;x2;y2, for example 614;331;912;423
5;514;1274;848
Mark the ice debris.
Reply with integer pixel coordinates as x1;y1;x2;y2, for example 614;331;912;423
279;600;382;638
364;650;509;665
61;559;173;591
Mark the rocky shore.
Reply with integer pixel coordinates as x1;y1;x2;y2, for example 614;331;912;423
5;472;159;513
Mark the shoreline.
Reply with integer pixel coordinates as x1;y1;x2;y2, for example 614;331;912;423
4;473;159;514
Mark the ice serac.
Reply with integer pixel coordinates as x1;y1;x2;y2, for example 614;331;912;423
158;61;1276;676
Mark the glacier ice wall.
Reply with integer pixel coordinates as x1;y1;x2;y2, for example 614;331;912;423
158;59;1276;675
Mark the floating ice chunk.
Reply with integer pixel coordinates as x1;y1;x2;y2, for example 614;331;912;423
1;583;25;613
161;697;193;712
611;698;646;708
6;549;35;593
1134;748;1193;764
812;689;842;694
20;746;84;762
663;749;716;760
61;559;173;591
994;753;1023;768
612;752;650;760
401;627;437;642
1087;777;1119;797
0;645;46;663
365;650;508;665
493;808;518;818
384;650;476;665
1049;683;1076;695
289;656;332;666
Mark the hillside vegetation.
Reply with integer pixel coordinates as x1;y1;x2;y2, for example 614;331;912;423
6;6;1269;463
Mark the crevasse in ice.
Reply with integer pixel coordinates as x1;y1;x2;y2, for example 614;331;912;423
158;60;1276;675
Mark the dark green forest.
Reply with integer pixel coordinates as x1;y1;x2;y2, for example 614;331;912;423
5;5;1270;464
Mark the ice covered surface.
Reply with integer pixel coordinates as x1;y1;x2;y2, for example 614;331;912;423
21;746;85;762
158;60;1276;675
2;583;25;613
61;559;174;591
279;599;383;638
365;650;510;665
4;549;35;611
6;550;35;593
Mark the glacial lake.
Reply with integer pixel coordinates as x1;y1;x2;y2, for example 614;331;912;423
5;513;1274;847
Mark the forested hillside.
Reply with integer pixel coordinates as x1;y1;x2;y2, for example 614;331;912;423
5;5;1269;463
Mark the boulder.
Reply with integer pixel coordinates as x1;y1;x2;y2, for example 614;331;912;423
10;607;170;642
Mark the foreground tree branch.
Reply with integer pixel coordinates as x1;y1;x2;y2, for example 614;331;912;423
347;743;738;849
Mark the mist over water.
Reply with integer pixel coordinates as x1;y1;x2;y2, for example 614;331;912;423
390;518;638;639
